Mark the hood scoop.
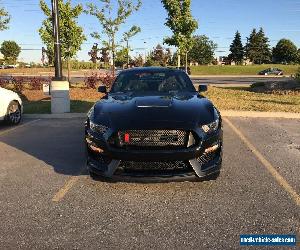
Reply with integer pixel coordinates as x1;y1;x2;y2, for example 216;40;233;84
135;96;173;108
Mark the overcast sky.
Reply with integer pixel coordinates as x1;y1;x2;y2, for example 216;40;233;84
0;0;299;63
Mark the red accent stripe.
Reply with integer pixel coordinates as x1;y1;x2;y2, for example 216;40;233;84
124;133;130;143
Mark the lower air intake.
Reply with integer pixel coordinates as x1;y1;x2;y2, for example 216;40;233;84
119;161;190;171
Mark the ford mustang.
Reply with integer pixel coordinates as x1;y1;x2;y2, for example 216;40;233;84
85;67;223;180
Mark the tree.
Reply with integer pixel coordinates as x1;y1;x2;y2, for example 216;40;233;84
39;0;86;80
85;0;142;75
144;58;159;67
189;35;217;65
161;0;198;70
115;48;129;68
152;44;164;63
0;6;10;31
149;44;172;66
272;39;298;64
100;47;110;68
244;28;257;62
163;48;172;66
256;28;272;64
0;41;21;64
228;31;244;65
88;43;101;68
132;54;144;67
123;25;141;67
245;28;271;64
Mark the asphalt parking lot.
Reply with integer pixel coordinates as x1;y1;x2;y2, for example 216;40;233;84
0;117;299;249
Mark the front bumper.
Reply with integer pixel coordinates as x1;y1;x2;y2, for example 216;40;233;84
85;127;223;180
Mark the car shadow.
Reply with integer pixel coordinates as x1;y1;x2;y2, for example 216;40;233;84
88;171;217;183
0;118;219;183
0;118;87;176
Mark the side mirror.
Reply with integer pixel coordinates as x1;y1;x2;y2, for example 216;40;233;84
98;85;107;93
198;85;208;92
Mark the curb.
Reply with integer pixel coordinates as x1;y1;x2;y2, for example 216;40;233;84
220;110;300;119
23;111;300;119
190;75;287;78
23;113;86;119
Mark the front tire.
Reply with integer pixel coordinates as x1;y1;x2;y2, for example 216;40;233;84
5;101;22;125
89;170;100;180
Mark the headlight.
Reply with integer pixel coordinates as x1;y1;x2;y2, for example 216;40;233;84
202;119;219;133
90;120;109;134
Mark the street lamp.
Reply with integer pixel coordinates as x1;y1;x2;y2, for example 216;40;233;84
50;0;70;114
51;0;63;80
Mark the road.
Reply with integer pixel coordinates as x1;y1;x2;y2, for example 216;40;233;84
0;117;299;249
0;72;290;86
190;76;289;86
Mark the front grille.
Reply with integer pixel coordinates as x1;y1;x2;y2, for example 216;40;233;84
119;161;190;172
118;130;188;148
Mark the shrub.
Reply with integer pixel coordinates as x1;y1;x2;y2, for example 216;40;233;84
0;76;52;92
84;73;115;89
295;68;300;82
84;72;99;89
100;74;115;89
62;60;101;70
11;76;25;93
27;77;51;90
250;82;265;89
0;78;9;88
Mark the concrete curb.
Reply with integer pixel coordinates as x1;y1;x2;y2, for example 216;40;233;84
220;110;300;119
190;75;287;78
23;113;86;119
23;111;300;119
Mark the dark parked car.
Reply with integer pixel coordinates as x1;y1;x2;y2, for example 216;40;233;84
85;67;223;180
258;68;283;75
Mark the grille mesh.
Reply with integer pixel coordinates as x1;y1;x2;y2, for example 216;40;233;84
119;161;189;171
118;130;188;148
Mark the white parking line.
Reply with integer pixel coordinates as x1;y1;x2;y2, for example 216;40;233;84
0;119;41;136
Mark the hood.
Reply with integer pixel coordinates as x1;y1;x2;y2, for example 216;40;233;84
92;92;217;130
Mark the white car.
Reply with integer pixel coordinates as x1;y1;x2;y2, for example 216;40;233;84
0;87;23;125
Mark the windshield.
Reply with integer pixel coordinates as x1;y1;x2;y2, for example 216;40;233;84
111;71;196;93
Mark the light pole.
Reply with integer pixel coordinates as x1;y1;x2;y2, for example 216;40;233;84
126;39;129;68
51;0;63;80
50;0;70;114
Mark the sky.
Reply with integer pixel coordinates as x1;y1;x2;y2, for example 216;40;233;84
0;0;299;63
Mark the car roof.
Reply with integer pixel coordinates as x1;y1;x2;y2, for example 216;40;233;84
120;67;183;74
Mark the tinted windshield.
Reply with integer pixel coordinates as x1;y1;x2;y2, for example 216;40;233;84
111;71;196;93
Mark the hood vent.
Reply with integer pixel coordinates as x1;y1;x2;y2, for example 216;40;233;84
135;97;172;108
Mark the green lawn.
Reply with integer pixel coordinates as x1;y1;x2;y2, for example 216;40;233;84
191;64;300;76
204;87;300;113
23;87;300;114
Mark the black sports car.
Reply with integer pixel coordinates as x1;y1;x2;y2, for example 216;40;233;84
85;67;223;181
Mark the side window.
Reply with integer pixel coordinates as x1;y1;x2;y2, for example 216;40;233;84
177;72;195;91
112;74;127;92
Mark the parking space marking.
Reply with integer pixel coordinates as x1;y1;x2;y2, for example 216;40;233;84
52;165;86;202
0;119;41;136
224;117;300;207
52;176;80;202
